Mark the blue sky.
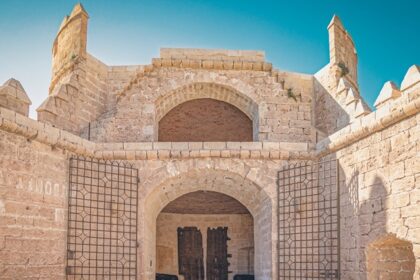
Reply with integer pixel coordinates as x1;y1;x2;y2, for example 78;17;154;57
0;0;419;118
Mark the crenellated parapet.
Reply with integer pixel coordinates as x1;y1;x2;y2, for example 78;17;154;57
318;64;420;154
335;76;371;119
374;65;420;110
374;81;402;109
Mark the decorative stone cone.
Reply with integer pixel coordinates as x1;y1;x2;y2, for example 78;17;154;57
374;81;401;108
354;99;371;117
336;77;353;95
345;87;358;105
401;65;420;91
0;78;31;104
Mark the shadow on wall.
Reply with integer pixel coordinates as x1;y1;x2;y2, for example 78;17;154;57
363;176;415;280
314;79;350;136
340;168;416;279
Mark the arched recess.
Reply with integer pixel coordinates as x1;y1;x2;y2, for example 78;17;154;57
366;234;415;279
155;83;260;141
158;98;253;141
141;169;273;280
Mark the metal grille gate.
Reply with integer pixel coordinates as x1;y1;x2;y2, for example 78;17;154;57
67;157;139;279
277;159;339;279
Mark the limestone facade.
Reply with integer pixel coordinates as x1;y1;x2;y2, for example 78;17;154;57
0;3;419;280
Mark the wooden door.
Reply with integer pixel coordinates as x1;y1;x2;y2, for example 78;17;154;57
207;227;230;280
177;227;204;280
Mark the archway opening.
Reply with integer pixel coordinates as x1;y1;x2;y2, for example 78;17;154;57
155;191;254;280
366;234;415;279
158;98;253;142
142;170;273;280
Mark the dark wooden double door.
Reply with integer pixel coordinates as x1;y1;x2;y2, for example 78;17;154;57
178;227;229;280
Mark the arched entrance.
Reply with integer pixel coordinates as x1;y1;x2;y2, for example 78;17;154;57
156;191;254;279
142;169;273;280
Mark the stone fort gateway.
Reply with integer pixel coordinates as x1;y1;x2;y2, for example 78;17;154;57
0;3;419;280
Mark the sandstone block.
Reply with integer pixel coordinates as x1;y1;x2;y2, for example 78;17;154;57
203;142;226;150
240;142;262;150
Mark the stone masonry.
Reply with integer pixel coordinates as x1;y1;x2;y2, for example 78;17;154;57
0;3;419;280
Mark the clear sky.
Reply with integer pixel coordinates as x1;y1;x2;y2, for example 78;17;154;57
0;0;419;118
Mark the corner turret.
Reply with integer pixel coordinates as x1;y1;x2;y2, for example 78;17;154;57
51;3;89;92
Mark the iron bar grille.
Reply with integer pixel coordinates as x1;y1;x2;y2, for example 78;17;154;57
67;157;139;279
277;159;339;279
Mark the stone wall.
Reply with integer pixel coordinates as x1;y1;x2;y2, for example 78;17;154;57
0;129;68;279
336;113;419;279
85;63;316;143
106;65;144;111
3;108;419;280
1;72;419;279
0;108;279;280
0;105;280;280
156;213;254;280
37;54;108;136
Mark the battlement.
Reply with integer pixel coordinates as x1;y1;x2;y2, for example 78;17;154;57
160;48;265;62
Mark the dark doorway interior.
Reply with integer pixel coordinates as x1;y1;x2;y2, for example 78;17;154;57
177;227;204;280
207;227;230;280
156;191;254;279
